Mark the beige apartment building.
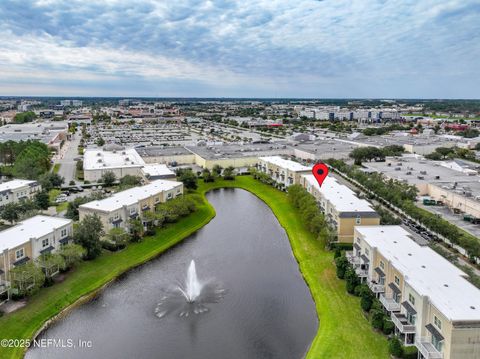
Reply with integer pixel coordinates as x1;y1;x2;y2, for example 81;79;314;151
0;179;41;206
0;215;73;301
79;179;183;232
348;225;480;359
257;156;311;187
301;174;380;243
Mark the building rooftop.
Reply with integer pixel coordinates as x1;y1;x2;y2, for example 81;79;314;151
0;215;72;252
141;164;175;177
80;179;183;212
303;174;378;215
135;146;193;158
0;179;38;193
259;155;311;172
187;143;291;160
357;225;480;322
84;148;145;171
363;155;480;196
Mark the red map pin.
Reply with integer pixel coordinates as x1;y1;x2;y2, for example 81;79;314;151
312;163;329;187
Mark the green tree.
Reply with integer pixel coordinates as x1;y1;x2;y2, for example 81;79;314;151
119;175;141;187
13;141;51;179
176;168;197;189
436;147;455;159
36;253;66;279
9;261;45;297
388;337;404;357
223;166;235;180
1;202;20;223
101;171;117;186
58;243;86;269
128;218;144;242
202;168;215;182
335;256;349;279
34;191;50;210
74;214;104;259
39;172;65;190
96;137;105;146
106;227;129;247
371;309;385;330
345;266;360;294
13;111;36;124
212;164;223;176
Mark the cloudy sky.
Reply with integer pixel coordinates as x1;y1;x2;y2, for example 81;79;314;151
0;0;479;98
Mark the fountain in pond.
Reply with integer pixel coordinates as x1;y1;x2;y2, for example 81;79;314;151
154;260;225;319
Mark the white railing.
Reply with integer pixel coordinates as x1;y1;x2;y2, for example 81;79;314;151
355;267;368;277
391;312;416;333
368;281;385;293
380;294;401;312
346;251;360;265
415;337;443;359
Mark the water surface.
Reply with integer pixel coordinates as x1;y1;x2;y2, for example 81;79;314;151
26;188;317;359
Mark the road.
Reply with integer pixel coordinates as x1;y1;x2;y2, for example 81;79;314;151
55;131;81;185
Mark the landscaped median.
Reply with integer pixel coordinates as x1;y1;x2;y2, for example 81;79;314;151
0;176;388;359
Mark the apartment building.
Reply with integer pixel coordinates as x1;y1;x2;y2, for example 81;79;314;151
0;179;41;206
301;174;380;243
257;156;311;187
79;180;183;231
348;225;480;359
0;215;73;299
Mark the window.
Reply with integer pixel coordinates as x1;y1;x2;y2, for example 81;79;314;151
355;216;361;225
432;335;443;352
380;260;385;270
130;207;136;214
365;248;369;256
42;238;49;248
407;312;416;325
61;228;67;237
15;248;24;259
394;276;400;286
434;315;442;330
155;196;160;203
167;193;172;199
409;294;415;306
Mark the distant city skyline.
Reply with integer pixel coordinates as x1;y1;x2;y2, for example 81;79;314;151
0;0;479;98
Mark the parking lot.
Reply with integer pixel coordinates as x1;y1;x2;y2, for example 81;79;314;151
418;202;480;238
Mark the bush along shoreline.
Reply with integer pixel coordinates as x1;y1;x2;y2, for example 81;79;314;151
335;252;418;359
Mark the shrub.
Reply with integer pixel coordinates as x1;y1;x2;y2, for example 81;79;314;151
334;256;349;279
389;337;404;357
371;309;385;330
382;319;394;335
361;292;374;312
333;247;341;259
345;266;360;294
402;345;418;359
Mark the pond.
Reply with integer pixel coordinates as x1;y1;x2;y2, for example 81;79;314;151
26;188;317;359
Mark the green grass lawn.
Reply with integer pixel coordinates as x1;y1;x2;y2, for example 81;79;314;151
0;176;388;358
55;202;69;213
198;177;389;359
52;163;61;174
48;189;61;205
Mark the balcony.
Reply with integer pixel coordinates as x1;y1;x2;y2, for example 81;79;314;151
415;337;443;359
368;280;385;293
346;251;360;266
391;312;416;333
380;294;401;312
355;267;368;278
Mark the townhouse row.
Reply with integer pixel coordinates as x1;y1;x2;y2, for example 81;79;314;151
348;225;480;359
0;179;42;206
79;179;184;232
0;215;73;301
257;156;380;243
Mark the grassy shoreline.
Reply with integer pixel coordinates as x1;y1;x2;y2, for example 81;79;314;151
0;176;388;358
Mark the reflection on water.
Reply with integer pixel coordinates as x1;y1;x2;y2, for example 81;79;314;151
26;188;317;359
